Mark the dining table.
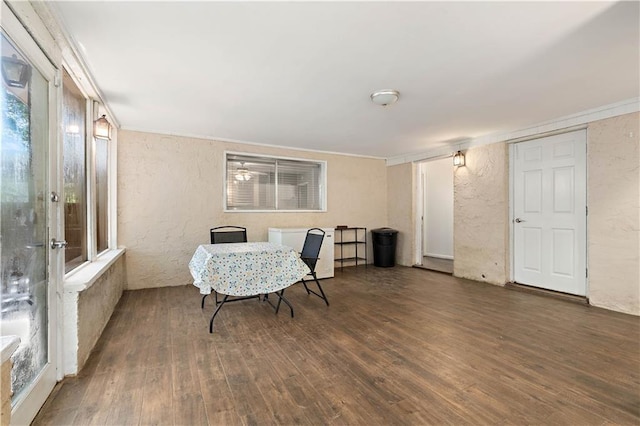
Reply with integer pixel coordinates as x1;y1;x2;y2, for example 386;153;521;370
188;242;310;332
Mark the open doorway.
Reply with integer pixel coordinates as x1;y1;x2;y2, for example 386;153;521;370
416;157;454;274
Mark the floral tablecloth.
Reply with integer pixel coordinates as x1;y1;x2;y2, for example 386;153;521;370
188;242;311;297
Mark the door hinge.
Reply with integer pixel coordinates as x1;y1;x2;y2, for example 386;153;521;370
586;206;588;216
586;268;588;278
54;71;61;88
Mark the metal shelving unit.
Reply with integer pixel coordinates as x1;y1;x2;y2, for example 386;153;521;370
334;227;367;270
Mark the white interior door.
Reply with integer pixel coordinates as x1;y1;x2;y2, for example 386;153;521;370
513;130;587;296
2;4;60;424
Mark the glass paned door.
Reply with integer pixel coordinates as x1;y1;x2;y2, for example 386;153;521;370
1;24;57;423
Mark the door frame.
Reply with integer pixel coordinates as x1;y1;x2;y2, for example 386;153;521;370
414;162;425;265
414;154;455;265
2;3;62;424
508;125;589;295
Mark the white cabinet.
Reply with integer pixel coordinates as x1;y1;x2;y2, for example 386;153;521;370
268;228;334;279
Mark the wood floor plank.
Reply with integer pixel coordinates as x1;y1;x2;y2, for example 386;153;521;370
204;409;243;426
37;377;87;412
230;327;333;423
29;407;78;426
70;373;117;425
139;367;174;426
105;369;145;426
214;340;277;424
172;394;208;426
33;266;640;425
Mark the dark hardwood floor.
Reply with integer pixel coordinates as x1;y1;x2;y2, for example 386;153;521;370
34;266;640;425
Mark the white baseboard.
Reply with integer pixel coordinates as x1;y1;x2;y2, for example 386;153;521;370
424;253;454;260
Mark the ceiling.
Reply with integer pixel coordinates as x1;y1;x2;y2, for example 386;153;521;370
52;1;639;159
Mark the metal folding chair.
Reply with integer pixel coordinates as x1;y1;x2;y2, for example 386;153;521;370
210;226;247;244
202;226;249;309
277;228;329;313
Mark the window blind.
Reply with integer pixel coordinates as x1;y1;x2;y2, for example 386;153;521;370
226;153;324;211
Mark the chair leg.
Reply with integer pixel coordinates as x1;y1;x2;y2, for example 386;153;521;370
300;272;330;306
301;278;311;294
209;294;229;333
312;272;329;306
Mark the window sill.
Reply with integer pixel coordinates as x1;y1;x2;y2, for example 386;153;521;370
223;209;327;213
63;248;126;293
1;335;20;363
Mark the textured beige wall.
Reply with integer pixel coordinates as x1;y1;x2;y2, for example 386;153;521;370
76;255;126;371
118;131;387;289
449;113;639;316
587;112;639;315
1;360;10;426
453;143;509;284
387;163;416;266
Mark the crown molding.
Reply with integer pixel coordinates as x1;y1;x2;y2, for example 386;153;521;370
386;97;640;166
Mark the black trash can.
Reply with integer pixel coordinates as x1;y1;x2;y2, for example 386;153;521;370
371;228;398;267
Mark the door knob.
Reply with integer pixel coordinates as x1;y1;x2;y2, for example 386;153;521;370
50;239;68;249
514;218;526;223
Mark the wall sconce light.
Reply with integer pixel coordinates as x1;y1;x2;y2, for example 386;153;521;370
1;54;31;88
93;114;112;140
453;151;465;167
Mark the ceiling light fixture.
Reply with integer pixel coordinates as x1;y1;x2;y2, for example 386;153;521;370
234;164;252;181
93;114;112;140
370;89;400;107
453;151;465;167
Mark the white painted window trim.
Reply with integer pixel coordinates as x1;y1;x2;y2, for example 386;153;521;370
223;150;328;212
60;73;118;268
63;248;125;293
10;0;121;383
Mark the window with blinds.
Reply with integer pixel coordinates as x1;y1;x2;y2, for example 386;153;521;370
225;153;326;211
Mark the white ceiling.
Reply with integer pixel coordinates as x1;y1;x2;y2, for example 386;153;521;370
52;1;639;159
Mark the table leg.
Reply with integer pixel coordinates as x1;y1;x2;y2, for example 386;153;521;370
275;289;294;318
209;294;229;333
